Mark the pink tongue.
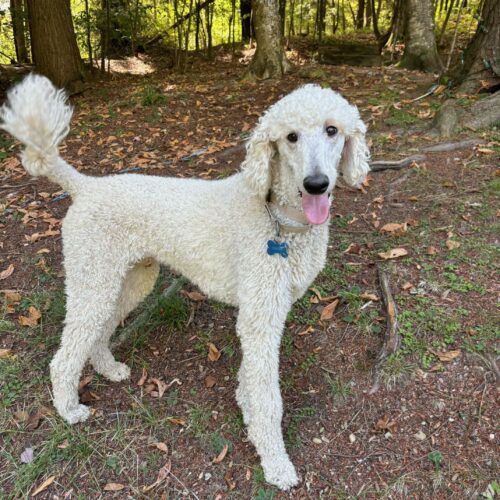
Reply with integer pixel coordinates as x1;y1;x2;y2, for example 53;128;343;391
301;193;331;225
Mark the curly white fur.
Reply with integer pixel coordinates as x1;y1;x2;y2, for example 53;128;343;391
0;75;370;491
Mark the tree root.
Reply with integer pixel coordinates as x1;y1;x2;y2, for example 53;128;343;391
369;268;401;394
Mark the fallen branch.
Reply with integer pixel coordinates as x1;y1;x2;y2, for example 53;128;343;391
421;138;486;153
111;276;189;350
369;154;426;172
370;138;487;172
369;268;401;394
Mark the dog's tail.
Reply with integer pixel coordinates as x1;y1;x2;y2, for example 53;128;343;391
0;74;84;196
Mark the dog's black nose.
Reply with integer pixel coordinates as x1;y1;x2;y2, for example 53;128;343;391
303;174;329;194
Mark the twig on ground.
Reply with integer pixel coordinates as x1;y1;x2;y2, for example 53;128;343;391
369;268;401;394
111;276;189;350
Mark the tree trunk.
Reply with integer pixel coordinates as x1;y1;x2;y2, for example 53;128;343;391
364;0;372;27
356;0;365;28
10;0;29;63
279;0;286;38
246;0;290;79
240;0;252;42
26;0;84;88
452;0;500;93
400;0;442;72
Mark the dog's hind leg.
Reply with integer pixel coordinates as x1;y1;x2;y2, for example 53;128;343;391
89;258;159;381
50;254;130;424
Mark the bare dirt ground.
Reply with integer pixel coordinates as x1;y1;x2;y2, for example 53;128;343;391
0;48;498;499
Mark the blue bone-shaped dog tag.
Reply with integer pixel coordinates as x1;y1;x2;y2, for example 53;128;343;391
267;239;289;258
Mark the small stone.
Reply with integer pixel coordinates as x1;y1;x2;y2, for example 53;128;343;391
384;432;392;439
414;430;426;441
313;438;322;444
204;472;212;481
489;434;494;441
349;433;356;443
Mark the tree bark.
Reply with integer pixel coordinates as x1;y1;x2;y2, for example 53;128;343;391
26;0;84;88
451;0;500;93
400;0;442;72
10;0;29;63
356;0;365;29
246;0;290;79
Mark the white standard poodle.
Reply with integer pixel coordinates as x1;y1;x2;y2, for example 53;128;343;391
0;74;370;490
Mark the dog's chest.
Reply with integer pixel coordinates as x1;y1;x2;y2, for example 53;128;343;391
287;228;328;298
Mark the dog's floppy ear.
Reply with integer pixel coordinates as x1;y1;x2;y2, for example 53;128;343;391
340;118;370;187
241;123;274;198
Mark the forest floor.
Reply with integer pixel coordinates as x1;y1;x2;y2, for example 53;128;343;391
0;48;499;499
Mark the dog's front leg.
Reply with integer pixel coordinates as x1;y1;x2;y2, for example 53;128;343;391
236;289;299;491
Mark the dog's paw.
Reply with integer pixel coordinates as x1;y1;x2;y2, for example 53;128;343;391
262;456;300;491
99;361;131;382
61;404;91;425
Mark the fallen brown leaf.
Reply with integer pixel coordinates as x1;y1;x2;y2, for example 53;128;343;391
0;348;13;359
78;375;93;391
401;282;414;291
375;415;397;433
104;483;125;492
181;290;206;302
224;469;236;490
205;375;216;388
212;444;229;464
167;417;186;426
18;306;42;327
143;460;171;493
360;292;379;301
378;248;408;260
207;342;221;362
380;222;407;234
0;264;14;280
446;240;460;250
320;299;339;321
150;378;168;398
150;442;169;453
343;242;362;255
298;325;315;336
31;475;56;497
426;246;438;255
137;367;148;386
429;349;461;362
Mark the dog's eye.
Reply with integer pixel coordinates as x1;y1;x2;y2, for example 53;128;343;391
326;126;338;137
287;132;298;143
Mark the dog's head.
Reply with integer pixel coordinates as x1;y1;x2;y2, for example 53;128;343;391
241;84;370;225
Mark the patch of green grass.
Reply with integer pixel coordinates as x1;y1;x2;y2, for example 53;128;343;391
194;330;212;355
397;306;462;368
384;108;418;126
140;85;167;107
380;354;416;390
300;352;318;372
209;431;232;454
462;324;499;354
0;357;25;408
281;332;294;357
189;404;211;439
442;271;486;294
7;421;96;497
286;406;315;448
324;373;352;402
0;133;13;160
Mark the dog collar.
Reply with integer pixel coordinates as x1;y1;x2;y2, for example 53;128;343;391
265;192;311;235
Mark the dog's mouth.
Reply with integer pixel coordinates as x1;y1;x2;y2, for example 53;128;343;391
298;190;332;225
